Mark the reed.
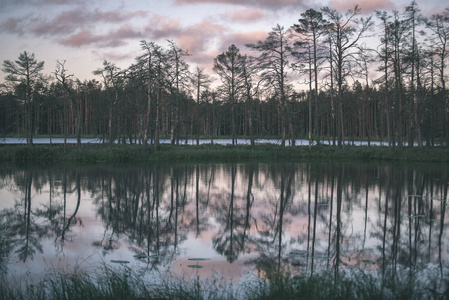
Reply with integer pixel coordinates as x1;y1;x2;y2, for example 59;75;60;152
1;267;444;300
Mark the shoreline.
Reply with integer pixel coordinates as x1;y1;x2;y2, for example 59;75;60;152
1;143;448;165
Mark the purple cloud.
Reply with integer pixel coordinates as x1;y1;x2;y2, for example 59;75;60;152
0;18;25;35
0;0;86;9
0;7;148;37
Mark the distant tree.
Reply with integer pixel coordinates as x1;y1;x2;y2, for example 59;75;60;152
93;61;123;146
166;40;190;145
387;11;408;147
427;8;449;147
191;67;212;145
54;60;82;147
2;51;45;144
240;55;258;146
0;90;21;136
376;10;393;148
136;40;157;151
151;44;168;150
403;1;425;148
213;44;246;145
201;89;218;144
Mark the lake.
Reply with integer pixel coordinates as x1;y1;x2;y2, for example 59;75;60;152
0;161;448;291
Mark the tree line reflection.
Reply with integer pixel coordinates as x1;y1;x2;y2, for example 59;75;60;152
0;162;447;283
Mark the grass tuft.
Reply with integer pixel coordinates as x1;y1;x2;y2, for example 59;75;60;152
1;266;445;300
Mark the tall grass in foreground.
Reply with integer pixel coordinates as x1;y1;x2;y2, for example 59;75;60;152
247;271;446;300
1;266;446;300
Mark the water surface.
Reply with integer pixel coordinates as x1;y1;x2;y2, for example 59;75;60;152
0;161;447;287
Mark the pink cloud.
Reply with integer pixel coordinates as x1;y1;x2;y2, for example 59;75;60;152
144;16;183;39
177;21;226;54
53;12;225;52
188;20;226;37
143;18;225;55
141;17;226;69
177;35;205;54
221;8;265;23
60;30;101;47
30;13;78;36
110;24;143;40
54;8;87;24
329;0;395;13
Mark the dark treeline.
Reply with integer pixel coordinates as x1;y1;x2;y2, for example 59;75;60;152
1;2;448;149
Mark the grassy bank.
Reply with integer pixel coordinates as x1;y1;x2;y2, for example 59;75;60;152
1;266;444;300
0;144;448;165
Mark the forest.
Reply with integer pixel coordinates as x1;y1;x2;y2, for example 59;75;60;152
1;1;448;149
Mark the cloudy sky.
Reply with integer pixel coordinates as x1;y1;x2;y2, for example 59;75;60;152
0;0;444;82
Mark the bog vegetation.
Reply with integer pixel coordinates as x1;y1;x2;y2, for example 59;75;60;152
1;1;449;151
1;266;443;300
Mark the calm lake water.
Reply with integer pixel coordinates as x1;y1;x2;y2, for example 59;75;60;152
0;161;448;288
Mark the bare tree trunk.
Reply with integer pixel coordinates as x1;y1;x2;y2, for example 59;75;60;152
154;87;160;151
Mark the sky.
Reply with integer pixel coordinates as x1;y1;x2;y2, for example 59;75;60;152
0;0;445;84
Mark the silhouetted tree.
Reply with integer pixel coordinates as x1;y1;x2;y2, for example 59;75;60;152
247;25;295;146
2;51;45;144
322;5;373;146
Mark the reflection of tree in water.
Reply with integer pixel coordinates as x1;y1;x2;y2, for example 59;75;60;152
211;164;256;263
0;171;49;262
173;165;211;239
29;168;84;257
0;167;87;263
244;162;449;287
370;164;449;287
248;164;294;274
55;169;82;253
0;162;448;288
91;165;192;267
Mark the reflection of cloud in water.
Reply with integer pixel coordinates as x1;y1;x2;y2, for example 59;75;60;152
170;256;255;281
1;162;448;293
